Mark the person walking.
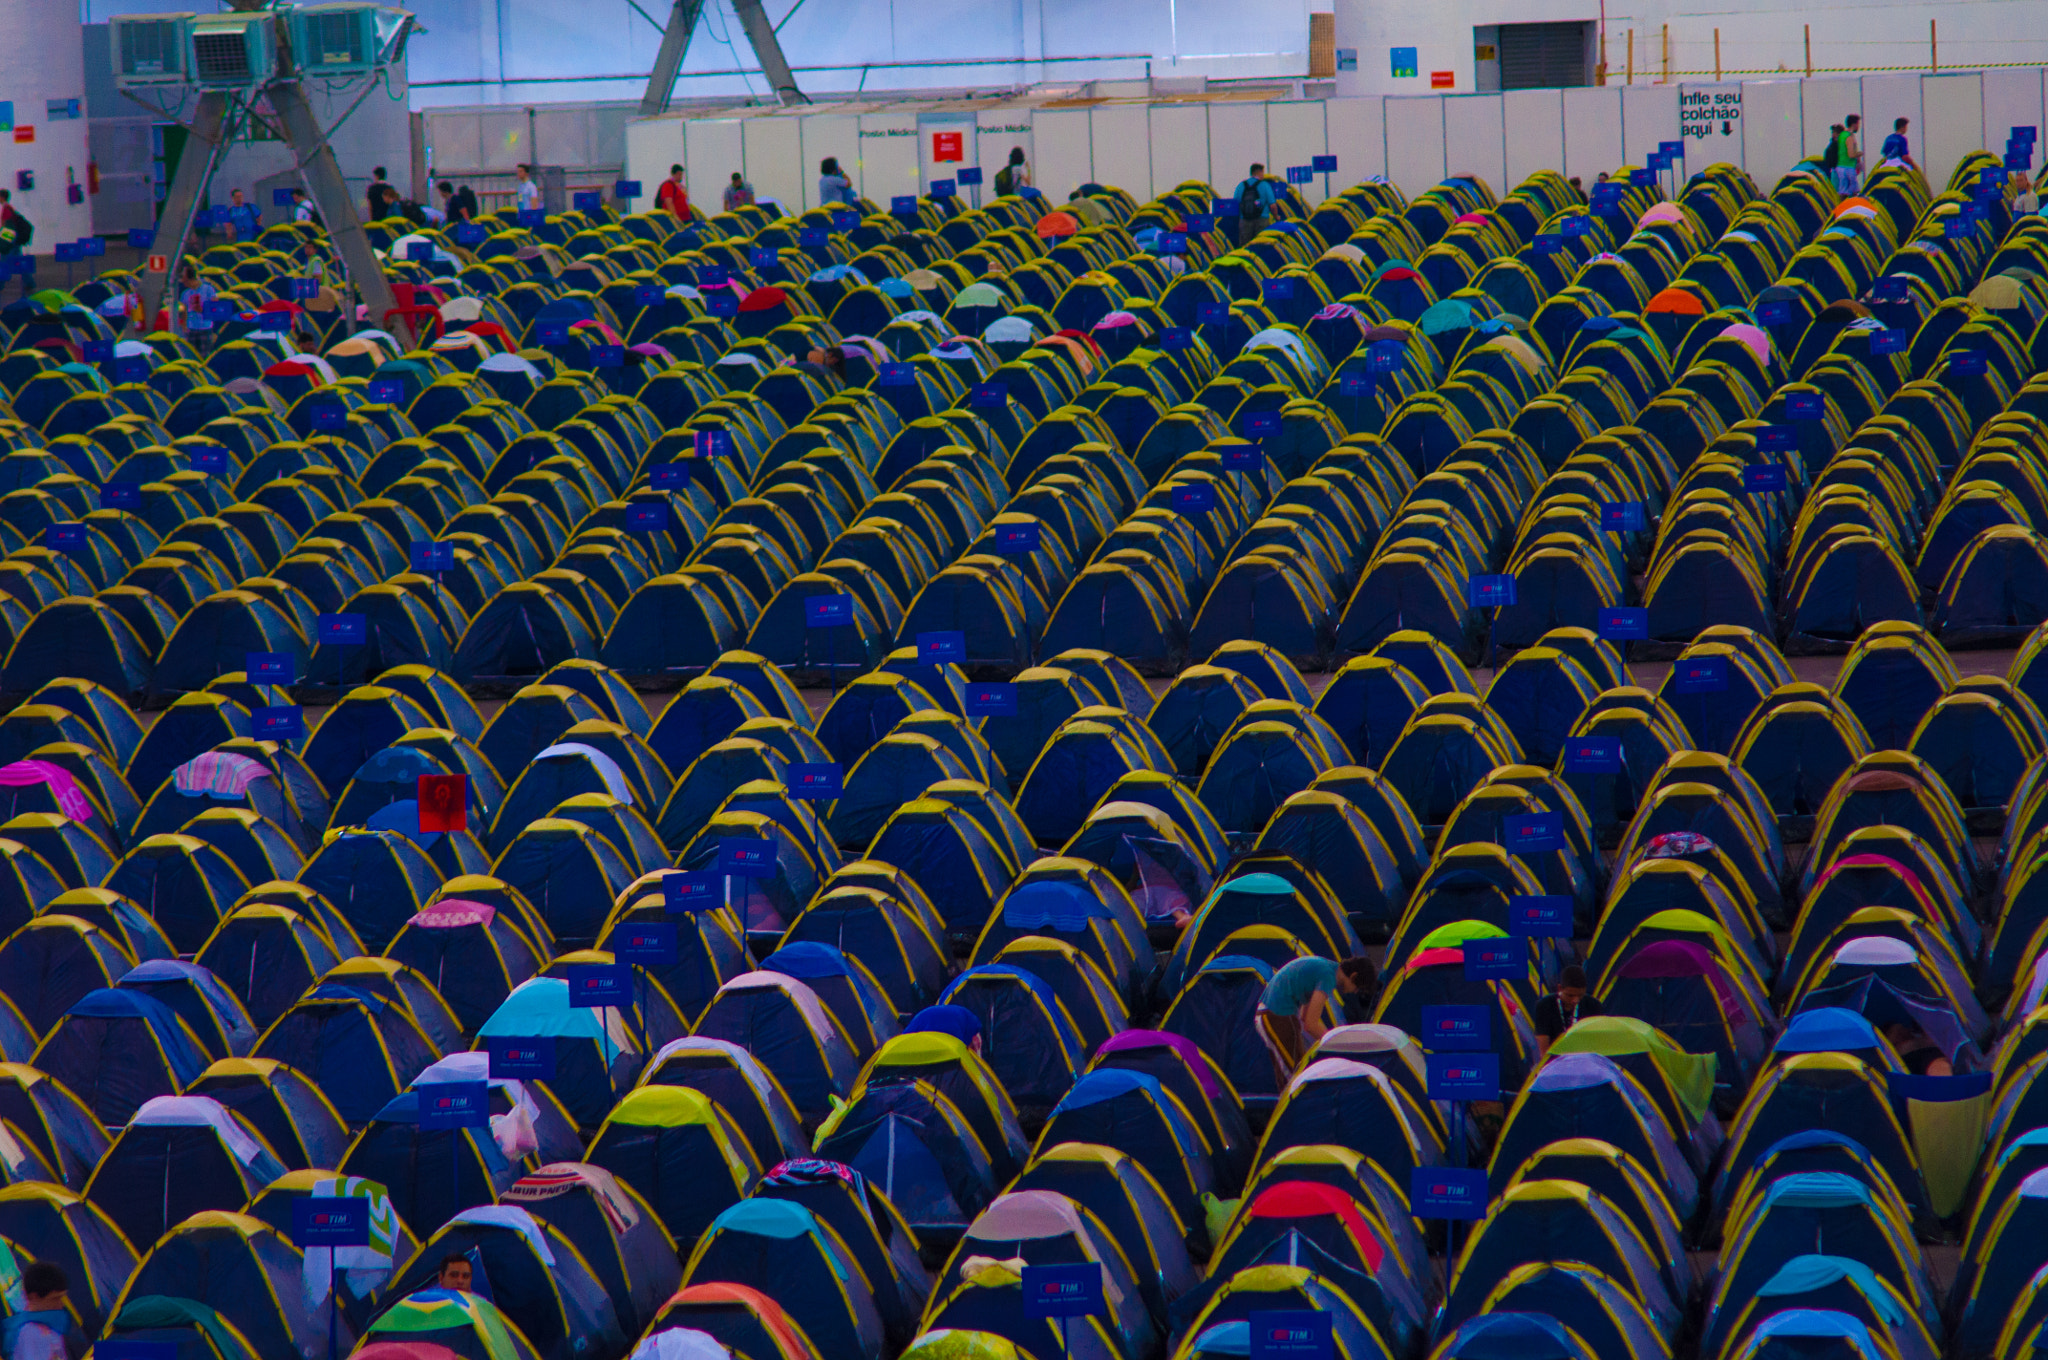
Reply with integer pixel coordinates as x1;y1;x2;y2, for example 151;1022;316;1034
656;164;690;221
1230;162;1279;245
1841;114;1863;191
514;163;543;214
439;180;478;222
1880;118;1919;176
818;157;857;206
222;187;260;241
723;171;755;211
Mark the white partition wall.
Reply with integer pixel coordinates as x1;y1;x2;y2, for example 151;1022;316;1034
1741;81;1805;189
1562;88;1623;186
1801;78;1863;165
1150;105;1213;194
649;63;2048;217
1861;74;1925;176
684;119;746;209
1091;105;1155;203
1325;97;1386;186
1622;86;1681;165
801;115;861;211
742;116;804;212
1385;98;1447;195
1208;103;1271;196
1268;101;1332;203
1443;96;1507;199
1983;70;2046;159
857;111;921;205
1923;74;1987;190
1503;89;1566;189
1032;107;1094;201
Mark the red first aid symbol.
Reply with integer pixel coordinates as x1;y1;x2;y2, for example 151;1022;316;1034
417;773;468;832
933;132;964;162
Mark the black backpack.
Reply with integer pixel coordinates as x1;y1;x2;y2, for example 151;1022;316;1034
994;164;1016;196
1820;132;1842;169
1238;178;1264;220
2;210;32;248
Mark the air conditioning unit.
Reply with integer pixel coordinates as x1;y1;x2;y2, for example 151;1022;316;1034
112;15;194;88
185;13;279;91
285;4;418;77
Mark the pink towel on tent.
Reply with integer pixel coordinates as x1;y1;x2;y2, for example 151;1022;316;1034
0;760;93;822
171;751;270;798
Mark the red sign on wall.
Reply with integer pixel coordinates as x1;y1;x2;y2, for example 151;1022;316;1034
1430;71;1455;88
932;131;964;162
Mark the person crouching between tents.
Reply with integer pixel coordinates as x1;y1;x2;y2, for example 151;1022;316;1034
1256;955;1378;1085
4;1263;76;1360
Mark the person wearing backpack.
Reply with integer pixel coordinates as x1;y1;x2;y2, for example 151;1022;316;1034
0;191;32;298
994;146;1030;197
1820;123;1846;191
1230;163;1278;245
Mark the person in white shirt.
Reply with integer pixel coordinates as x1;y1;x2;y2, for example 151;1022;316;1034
514;164;543;213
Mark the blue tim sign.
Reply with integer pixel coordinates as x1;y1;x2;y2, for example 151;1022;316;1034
918;631;966;664
1463;940;1523;982
720;837;777;877
1021;1263;1104;1319
995;521;1042;554
788;763;843;799
247;652;293;684
46;524;85;552
97;1343;178;1360
1509;895;1573;937
969;382;1007;408
1601;501;1646;532
1171;484;1215;515
1366;341;1405;373
190;446;229;474
99;482;141;511
411;541;456;572
805;594;854;627
627;505;668;532
1221;444;1264;472
609;923;678;966
1420;1004;1490;1051
318;614;367;645
569;964;634;1007
1504;811;1564;854
1428;1050;1501;1099
966;683;1018;717
253;706;304;740
1598;606;1648;640
486;1035;556;1079
1158;327;1193;351
663;871;721;913
1871;329;1908;356
1786;392;1825;420
1467;574;1516;608
292;1197;369;1247
1249;1312;1334;1360
1411;1166;1490;1220
1562;734;1622;772
1743;464;1788;494
418;1082;490;1129
1672;655;1729;692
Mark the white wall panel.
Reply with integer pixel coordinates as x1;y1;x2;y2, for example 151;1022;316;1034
1149;105;1213;194
801;115;862;211
1091;105;1155;203
1325;97;1386;187
1562;87;1623;186
1861;73;1925;174
1679;84;1746;170
476;109;532;172
623;117;684;212
1443;96;1507;200
1621;85;1681;166
1384;97;1447;199
1801;77;1863;162
1741;80;1805;187
1922;73;1985;190
1983;69;2046;163
684;119;746;212
1268;101;1332;203
1503;89;1566;190
1031;108;1095;201
743;116;805;213
857;111;921;205
1208;103;1271;196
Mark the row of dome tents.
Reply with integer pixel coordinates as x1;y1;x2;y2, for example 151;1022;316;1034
2;141;2048;1360
0;155;2042;713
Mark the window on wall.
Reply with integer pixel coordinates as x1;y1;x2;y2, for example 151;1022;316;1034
1496;21;1596;90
